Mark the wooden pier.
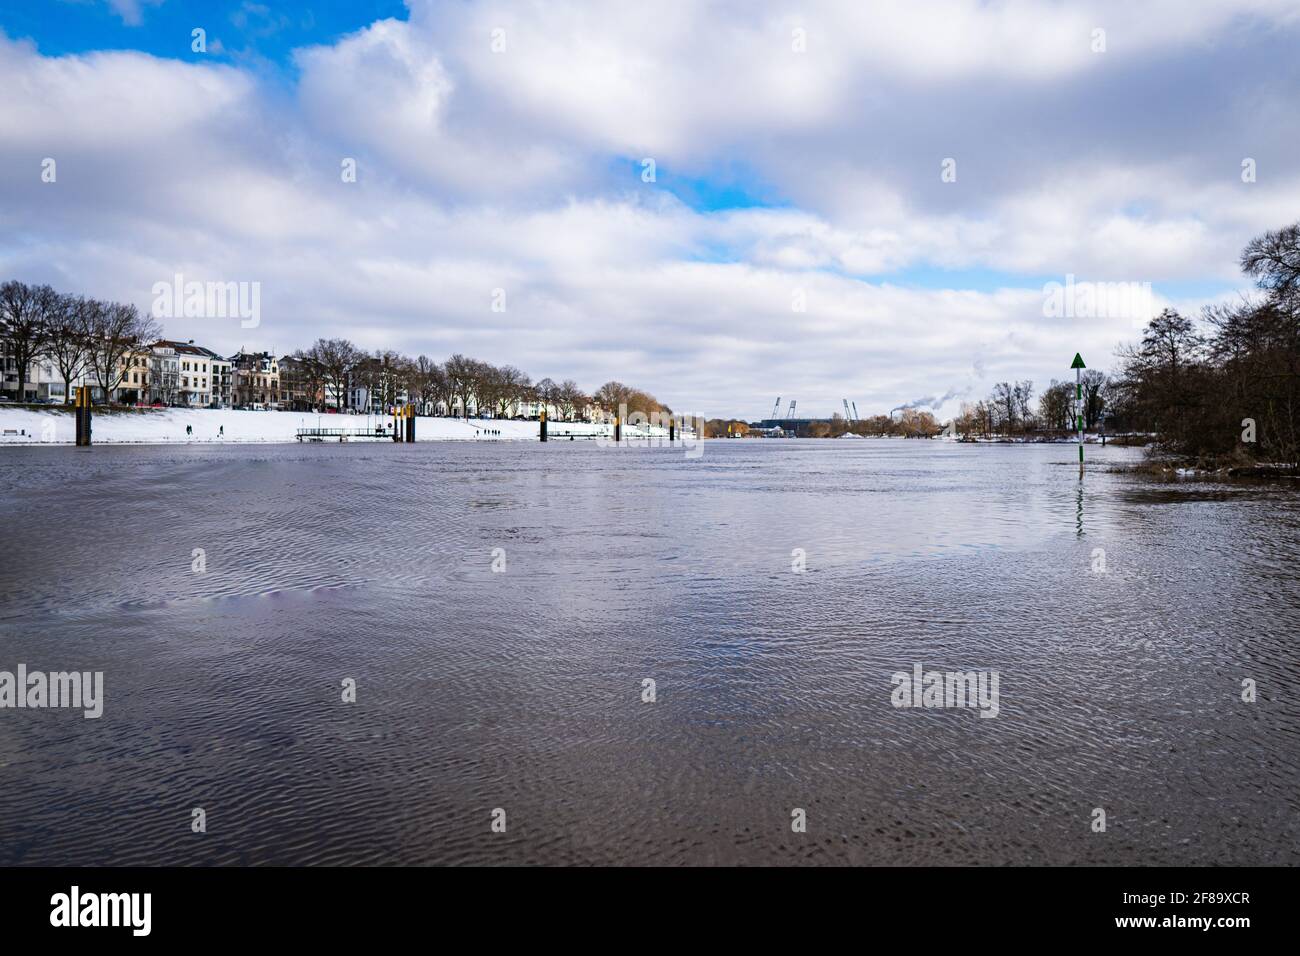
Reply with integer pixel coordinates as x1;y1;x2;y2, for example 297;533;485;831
296;426;394;442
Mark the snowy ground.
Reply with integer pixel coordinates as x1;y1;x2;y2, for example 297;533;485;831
936;431;1112;443
0;407;684;446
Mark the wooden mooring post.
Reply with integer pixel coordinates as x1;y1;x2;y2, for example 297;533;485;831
75;386;92;447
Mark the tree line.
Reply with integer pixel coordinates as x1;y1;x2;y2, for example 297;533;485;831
951;222;1300;465
951;373;1111;439
1105;222;1300;467
707;408;945;438
0;282;161;404
291;338;671;420
0;286;670;421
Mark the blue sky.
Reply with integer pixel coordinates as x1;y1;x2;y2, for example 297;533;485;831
4;1;408;64
2;1;1296;417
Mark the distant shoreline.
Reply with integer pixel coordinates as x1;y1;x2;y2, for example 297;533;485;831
0;404;1136;448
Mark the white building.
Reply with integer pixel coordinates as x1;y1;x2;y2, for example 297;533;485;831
131;340;224;406
31;357;91;402
146;344;179;405
173;343;213;407
207;353;232;408
228;350;279;407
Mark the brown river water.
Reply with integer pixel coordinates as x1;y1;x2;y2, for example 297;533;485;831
1;439;1297;864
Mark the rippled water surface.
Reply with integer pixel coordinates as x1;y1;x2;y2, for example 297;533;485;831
1;439;1298;865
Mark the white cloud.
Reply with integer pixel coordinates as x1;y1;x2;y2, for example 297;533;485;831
106;0;163;28
2;1;1299;417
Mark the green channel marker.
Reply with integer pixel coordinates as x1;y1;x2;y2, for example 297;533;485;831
1072;353;1086;474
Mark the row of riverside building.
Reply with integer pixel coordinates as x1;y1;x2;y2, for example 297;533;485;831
4;340;605;420
4;341;278;409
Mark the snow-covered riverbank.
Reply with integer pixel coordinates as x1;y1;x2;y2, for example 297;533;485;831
0;407;681;445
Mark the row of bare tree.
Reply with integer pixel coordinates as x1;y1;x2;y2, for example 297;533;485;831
935;381;1071;438
0;282;160;403
831;409;943;438
288;338;672;421
706;409;944;438
0;284;671;420
952;375;1112;438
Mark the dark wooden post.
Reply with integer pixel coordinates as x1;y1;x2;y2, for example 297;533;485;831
614;414;621;443
540;407;547;442
75;386;92;446
405;405;415;443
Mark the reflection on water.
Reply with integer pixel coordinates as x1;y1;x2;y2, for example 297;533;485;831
0;439;1297;865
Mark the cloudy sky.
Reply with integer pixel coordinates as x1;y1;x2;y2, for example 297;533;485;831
2;1;1298;418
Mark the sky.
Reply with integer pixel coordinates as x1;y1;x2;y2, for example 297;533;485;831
2;1;1299;419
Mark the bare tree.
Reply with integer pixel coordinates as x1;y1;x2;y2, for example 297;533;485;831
556;380;586;421
1138;309;1202;386
533;377;557;418
493;365;528;417
1241;222;1300;311
593;381;633;417
897;408;940;438
987;380;1034;434
46;294;95;403
1117;308;1205;441
305;338;361;411
0;280;56;401
1013;380;1034;430
86;301;160;405
1038;380;1073;432
1080;369;1107;429
290;350;327;410
427;360;454;415
992;382;1017;433
409;355;440;412
469;360;500;417
444;353;480;418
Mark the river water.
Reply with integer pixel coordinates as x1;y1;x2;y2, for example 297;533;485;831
1;439;1297;865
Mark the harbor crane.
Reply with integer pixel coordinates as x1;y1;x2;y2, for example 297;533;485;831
852;401;860;421
843;399;853;422
771;396;782;420
786;400;797;419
